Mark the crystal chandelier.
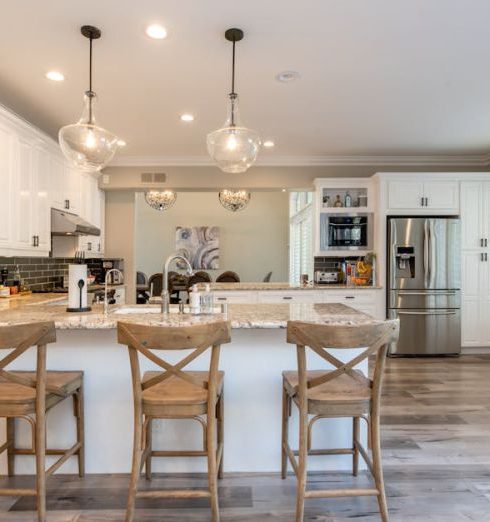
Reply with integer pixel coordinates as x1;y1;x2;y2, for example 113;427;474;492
59;26;119;172
145;191;177;211
207;28;261;174
218;190;251;212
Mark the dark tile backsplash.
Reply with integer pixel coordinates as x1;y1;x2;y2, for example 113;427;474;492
0;257;122;291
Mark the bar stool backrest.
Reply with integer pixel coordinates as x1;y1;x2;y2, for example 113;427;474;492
0;321;58;399
117;321;231;405
287;319;399;405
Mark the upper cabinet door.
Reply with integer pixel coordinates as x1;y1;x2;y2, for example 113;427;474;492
33;146;51;253
14;135;34;249
387;181;424;209
423;181;459;211
460;182;483;250
0;124;13;247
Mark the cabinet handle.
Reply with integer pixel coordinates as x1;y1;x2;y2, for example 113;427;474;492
345;296;355;299
64;199;70;210
486;253;488;262
481;238;484;247
98;243;101;252
87;242;92;251
282;296;293;300
420;197;424;207
482;253;485;262
217;297;227;301
486;239;488;248
32;235;39;247
425;197;429;207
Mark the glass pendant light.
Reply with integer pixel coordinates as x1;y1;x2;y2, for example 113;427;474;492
59;25;119;172
207;28;261;174
218;190;251;212
145;190;177;211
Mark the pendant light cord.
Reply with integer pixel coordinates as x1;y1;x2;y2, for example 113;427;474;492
88;36;93;124
230;38;237;126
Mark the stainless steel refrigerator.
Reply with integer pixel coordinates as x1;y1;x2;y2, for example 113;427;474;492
387;217;461;356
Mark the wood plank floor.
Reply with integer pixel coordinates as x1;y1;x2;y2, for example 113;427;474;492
2;355;490;521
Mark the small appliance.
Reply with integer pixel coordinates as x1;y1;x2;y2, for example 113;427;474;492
315;271;340;284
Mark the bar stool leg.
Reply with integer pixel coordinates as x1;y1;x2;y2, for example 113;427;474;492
6;418;15;477
35;345;47;522
352;417;360;477
74;385;85;478
371;414;389;522
145;417;153;480
207;406;220;521
295;404;308;522
281;385;289;479
217;393;224;480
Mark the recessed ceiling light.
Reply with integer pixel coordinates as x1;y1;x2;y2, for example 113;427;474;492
276;70;300;83
117;139;126;147
146;24;167;39
180;113;194;122
45;71;65;82
282;188;287;192
263;140;275;148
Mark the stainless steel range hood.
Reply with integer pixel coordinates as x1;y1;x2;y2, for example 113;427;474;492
51;208;100;237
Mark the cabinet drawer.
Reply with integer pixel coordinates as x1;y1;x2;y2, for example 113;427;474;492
214;291;257;304
257;291;317;304
321;290;377;305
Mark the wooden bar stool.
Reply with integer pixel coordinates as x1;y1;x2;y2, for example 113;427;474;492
117;320;231;522
0;321;85;522
282;319;399;522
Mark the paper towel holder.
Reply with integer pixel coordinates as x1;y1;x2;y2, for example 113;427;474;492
67;277;92;313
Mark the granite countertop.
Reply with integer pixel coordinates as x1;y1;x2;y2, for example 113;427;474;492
195;282;382;291
0;295;379;330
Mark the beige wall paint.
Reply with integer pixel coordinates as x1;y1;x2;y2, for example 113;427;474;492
105;190;136;303
134;191;289;283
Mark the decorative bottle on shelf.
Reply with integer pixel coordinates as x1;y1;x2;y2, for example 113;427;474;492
333;195;343;208
344;191;352;207
190;284;201;315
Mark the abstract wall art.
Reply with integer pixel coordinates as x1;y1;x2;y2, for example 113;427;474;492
175;226;220;269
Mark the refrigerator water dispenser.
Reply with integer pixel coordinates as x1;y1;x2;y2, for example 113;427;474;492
395;246;415;278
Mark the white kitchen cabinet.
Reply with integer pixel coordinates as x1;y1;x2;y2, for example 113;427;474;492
257;291;317;303
213;291;258;304
461;251;487;347
460;182;490;250
0;123;14;249
387;180;459;212
460;181;490;347
321;289;379;317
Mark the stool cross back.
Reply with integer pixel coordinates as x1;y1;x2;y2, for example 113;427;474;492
0;321;85;522
117;320;231;522
283;319;399;522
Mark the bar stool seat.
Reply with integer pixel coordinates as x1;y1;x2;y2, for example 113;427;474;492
142;370;225;416
0;371;83;415
282;370;371;413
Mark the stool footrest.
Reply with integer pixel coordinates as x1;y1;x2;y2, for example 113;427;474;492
137;489;211;499
46;442;82;476
151;450;207;457
0;488;37;497
293;448;355;456
305;488;379;499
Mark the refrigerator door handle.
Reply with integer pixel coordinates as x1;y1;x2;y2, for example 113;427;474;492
423;220;429;287
397;291;457;296
428;219;436;287
397;311;457;316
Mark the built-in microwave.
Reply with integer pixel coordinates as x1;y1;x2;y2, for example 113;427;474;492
320;213;373;251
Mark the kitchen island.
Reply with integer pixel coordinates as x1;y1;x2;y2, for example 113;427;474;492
0;296;378;475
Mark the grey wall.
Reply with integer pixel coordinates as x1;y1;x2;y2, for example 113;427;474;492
134;191;289;282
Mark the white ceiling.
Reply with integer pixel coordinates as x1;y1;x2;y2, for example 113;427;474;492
2;0;490;166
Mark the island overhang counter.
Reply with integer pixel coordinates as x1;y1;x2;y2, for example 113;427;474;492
0;301;377;475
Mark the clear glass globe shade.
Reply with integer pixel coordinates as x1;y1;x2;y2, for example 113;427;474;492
59;92;119;173
206;94;261;174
